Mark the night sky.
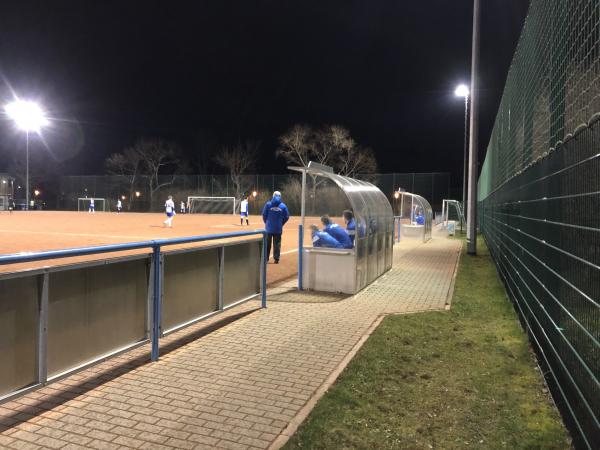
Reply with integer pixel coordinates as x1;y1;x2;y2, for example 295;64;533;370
0;0;530;184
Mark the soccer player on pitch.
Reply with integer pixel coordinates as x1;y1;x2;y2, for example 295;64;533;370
163;195;176;227
240;195;249;226
116;199;122;213
88;198;95;213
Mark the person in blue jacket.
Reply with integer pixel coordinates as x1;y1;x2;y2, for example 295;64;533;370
415;211;425;225
343;210;356;246
321;215;353;249
262;190;289;264
310;225;343;248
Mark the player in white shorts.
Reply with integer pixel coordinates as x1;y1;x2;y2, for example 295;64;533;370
88;198;95;213
116;199;122;213
180;200;186;214
163;195;175;227
240;196;249;226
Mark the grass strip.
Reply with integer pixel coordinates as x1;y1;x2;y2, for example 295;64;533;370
284;236;571;449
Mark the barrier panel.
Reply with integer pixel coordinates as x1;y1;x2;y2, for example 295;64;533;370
0;230;267;404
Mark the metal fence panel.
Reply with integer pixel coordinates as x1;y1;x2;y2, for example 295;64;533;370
51;172;450;215
162;248;219;332
478;1;600;446
223;241;261;307
0;276;39;397
47;258;149;377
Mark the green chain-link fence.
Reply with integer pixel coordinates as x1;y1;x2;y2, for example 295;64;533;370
478;1;599;447
53;172;450;216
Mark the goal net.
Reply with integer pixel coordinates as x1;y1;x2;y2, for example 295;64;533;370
77;198;107;212
187;196;236;214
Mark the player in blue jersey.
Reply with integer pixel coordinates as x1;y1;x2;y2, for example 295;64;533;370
320;215;353;249
310;224;343;248
88;198;95;214
343;210;356;246
240;196;249;226
163;195;176;227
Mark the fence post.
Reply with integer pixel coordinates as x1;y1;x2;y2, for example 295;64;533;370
151;245;161;361
37;272;49;385
261;232;268;308
298;224;303;290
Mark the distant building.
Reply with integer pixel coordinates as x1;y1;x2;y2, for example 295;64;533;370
0;173;15;211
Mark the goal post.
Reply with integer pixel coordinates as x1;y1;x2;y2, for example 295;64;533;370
187;196;237;214
77;197;107;212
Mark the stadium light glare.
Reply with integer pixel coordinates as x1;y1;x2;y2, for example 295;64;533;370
121;195;126;200
135;191;141;197
393;191;400;199
4;100;49;133
252;191;258;197
454;84;469;98
34;189;40;196
4;100;50;210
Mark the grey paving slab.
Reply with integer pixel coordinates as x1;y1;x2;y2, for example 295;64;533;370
0;235;462;450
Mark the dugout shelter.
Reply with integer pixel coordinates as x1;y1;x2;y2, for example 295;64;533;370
394;191;433;242
289;162;394;294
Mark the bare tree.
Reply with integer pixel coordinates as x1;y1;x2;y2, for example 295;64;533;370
132;138;179;208
214;139;259;198
313;125;354;169
338;145;378;178
276;124;313;167
105;148;142;210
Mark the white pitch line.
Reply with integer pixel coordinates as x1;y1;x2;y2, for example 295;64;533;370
0;229;149;240
281;248;298;255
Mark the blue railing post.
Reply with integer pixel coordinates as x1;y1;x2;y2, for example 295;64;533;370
151;244;161;361
261;232;268;308
298;224;303;290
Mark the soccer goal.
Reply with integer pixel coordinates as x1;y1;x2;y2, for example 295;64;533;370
77;197;107;212
187;196;236;214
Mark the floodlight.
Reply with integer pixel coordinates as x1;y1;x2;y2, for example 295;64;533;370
394;192;400;199
454;84;469;98
34;189;40;196
135;191;141;197
4;100;49;133
121;195;126;200
252;191;258;197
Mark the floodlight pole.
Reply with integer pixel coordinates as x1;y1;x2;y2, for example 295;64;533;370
25;131;30;211
466;0;480;255
461;95;469;214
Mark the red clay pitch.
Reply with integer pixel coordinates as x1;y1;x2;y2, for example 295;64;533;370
0;211;313;286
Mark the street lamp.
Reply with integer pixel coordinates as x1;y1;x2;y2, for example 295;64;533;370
4;100;49;210
455;84;469;223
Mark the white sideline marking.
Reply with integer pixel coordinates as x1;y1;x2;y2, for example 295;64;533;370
0;229;148;240
281;249;298;255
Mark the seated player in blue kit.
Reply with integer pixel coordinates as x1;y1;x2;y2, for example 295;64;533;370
310;224;343;248
343;210;356;246
320;215;354;249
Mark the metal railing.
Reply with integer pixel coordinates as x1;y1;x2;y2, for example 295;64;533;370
0;230;267;404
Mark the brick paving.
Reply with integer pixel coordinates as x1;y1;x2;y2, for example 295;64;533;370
0;233;461;450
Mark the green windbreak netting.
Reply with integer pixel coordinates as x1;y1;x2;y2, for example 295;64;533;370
478;2;600;448
479;0;600;200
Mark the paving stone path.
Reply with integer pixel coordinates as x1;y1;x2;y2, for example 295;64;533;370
0;235;462;450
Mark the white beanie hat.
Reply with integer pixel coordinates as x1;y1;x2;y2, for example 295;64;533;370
273;191;281;197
